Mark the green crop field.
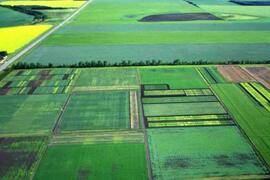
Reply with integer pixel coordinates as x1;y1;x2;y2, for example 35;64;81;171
212;83;270;167
0;6;34;27
18;0;270;65
0;136;47;179
75;68;139;87
34;142;148;179
140;67;208;89
0;94;67;135
147;126;269;179
59;91;130;131
143;102;226;116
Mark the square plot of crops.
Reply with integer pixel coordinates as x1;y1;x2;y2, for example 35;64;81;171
0;94;67;134
147;126;269;179
34;143;148;179
60;91;130;131
0;136;47;179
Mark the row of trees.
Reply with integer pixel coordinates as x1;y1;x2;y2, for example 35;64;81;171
12;60;270;69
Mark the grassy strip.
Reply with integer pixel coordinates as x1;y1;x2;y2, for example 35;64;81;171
142;95;217;104
147;114;231;122
251;82;270;101
148;120;234;127
240;83;270;112
143;89;213;97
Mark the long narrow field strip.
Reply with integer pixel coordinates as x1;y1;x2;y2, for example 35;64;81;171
59;91;130;131
0;1;85;8
245;67;270;89
0;94;67;135
147;126;269;180
0;68;78;95
240;82;270;112
34;143;148;179
148;120;234;127
130;91;139;129
50;130;144;145
0;25;52;54
142;95;218;104
147;114;231;122
251;82;270;101
217;65;255;82
143;88;213;97
0;136;47;179
198;67;226;84
143;102;226;117
73;85;139;92
212;84;270;166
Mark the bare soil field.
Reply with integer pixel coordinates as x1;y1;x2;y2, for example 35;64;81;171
217;65;255;82
245;67;270;89
139;13;222;22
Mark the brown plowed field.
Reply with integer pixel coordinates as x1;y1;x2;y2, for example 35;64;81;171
217;65;255;82
245;67;270;89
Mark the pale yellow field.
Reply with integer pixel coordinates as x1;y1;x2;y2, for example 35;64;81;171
0;1;84;8
0;25;52;54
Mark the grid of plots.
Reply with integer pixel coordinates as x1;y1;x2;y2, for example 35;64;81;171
0;68;78;95
141;85;234;128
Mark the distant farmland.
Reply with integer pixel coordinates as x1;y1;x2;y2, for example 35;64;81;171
19;0;270;65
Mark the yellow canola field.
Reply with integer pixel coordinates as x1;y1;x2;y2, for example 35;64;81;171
0;1;84;8
0;25;52;54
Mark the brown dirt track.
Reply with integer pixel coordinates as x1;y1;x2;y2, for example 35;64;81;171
217;65;255;82
245;67;270;89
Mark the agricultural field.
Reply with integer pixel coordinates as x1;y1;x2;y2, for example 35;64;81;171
0;136;47;179
147;127;269;179
0;25;52;54
0;1;84;8
0;65;269;179
18;0;270;65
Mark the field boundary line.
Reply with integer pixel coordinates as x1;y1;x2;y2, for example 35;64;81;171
138;85;153;180
0;0;93;72
242;67;270;89
52;94;72;134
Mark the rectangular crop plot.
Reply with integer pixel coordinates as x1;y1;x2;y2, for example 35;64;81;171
217;65;255;83
0;136;47;179
147;126;269;179
142;88;213;97
74;68;139;88
0;94;67;135
0;68;77;95
140;67;208;89
34;143;148;180
245;67;270;89
60;91;130;131
143;102;226;116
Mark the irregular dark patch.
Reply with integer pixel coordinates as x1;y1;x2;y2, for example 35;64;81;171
27;80;42;94
2;81;12;88
139;13;222;22
62;74;69;80
39;70;51;76
39;74;52;80
164;157;190;168
214;154;236;167
0;87;11;95
230;0;270;6
77;168;90;180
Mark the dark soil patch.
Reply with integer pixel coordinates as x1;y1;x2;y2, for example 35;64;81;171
230;0;270;6
27;80;42;94
164;157;190;168
39;70;51;76
0;151;36;176
62;74;69;80
214;154;236;167
139;13;222;22
77;168;90;180
0;87;11;95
